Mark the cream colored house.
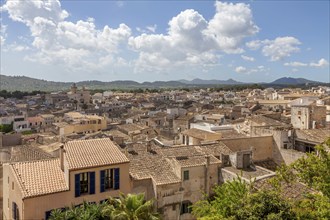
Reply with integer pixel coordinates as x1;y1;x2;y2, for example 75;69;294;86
53;112;107;135
3;138;130;220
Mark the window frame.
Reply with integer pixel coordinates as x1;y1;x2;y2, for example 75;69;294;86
104;168;115;190
183;170;189;181
79;172;89;194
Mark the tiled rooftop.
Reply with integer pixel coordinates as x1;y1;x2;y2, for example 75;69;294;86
182;128;221;141
128;154;181;185
295;129;330;144
9;145;54;163
64;138;129;170
11;159;68;199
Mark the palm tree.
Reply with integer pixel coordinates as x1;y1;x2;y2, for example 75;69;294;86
110;193;160;220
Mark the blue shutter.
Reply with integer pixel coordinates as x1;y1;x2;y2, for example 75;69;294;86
89;172;95;194
114;168;120;190
75;174;80;197
100;170;105;192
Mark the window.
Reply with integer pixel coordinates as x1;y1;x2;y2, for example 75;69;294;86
12;202;19;220
12;182;14;190
180;201;192;215
105;169;114;190
75;172;95;197
183;170;189;181
100;168;120;192
80;173;89;194
298;111;301;115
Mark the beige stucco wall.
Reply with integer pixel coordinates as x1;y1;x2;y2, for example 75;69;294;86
3;162;130;220
222;136;273;162
3;164;24;220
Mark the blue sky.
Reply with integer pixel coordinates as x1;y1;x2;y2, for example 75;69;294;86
0;0;329;83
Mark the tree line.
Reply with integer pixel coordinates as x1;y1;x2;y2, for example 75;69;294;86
0;90;46;99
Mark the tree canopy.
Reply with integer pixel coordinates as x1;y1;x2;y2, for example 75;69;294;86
49;193;160;220
192;138;330;220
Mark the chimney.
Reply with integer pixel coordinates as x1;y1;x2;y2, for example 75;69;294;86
60;144;65;171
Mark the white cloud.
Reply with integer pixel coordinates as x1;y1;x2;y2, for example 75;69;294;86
310;58;329;67
246;37;301;61
241;55;255;62
2;0;131;71
130;2;259;73
235;66;247;73
0;22;7;45
235;65;268;74
262;37;301;61
284;61;308;67
284;58;329;68
206;1;259;54
146;24;157;33
246;40;262;50
136;24;157;34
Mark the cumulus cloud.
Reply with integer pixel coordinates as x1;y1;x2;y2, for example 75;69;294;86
246;37;301;61
241;55;255;62
207;1;259;54
130;2;259;73
2;0;131;71
3;0;260;74
310;58;329;67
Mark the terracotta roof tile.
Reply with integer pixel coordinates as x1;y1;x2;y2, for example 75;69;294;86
64;138;129;170
11;159;68;199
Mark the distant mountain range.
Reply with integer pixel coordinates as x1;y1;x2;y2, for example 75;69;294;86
269;77;320;85
178;78;242;85
0;74;327;92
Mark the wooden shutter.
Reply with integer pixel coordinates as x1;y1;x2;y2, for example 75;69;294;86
114;168;120;190
89;172;95;194
75;174;80;197
100;170;105;192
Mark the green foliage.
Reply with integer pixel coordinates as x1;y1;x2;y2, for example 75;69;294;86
192;176;295;220
293;193;330;219
0;122;13;133
21;130;34;135
276;138;330;197
193;138;330;220
236;190;296;220
0;90;46;99
49;193;160;220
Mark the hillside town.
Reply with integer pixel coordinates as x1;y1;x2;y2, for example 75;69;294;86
0;83;329;219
